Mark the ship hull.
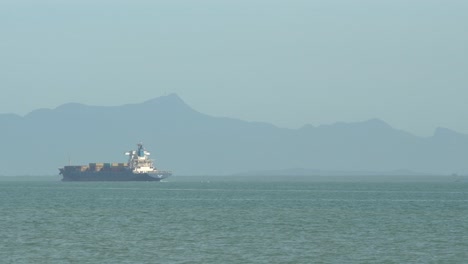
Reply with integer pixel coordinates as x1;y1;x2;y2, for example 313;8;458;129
60;169;171;182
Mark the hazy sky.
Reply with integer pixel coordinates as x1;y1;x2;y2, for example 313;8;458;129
1;0;467;136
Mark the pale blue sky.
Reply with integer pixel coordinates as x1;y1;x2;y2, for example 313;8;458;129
1;0;467;136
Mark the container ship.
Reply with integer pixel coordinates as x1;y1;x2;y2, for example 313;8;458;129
59;143;172;181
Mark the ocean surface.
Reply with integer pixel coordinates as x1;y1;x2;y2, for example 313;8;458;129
0;176;467;263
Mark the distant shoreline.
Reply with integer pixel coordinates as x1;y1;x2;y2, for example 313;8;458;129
1;175;465;183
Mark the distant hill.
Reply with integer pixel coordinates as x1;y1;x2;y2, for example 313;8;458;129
1;94;467;176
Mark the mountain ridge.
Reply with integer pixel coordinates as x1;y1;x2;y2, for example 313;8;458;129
4;94;466;137
1;94;467;176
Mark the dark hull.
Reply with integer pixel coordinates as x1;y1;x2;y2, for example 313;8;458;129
60;170;170;182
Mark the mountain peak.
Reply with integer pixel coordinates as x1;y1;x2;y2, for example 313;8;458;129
142;93;197;115
361;118;391;128
144;93;185;105
54;102;87;111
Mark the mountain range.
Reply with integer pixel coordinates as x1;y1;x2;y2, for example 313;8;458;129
1;94;467;176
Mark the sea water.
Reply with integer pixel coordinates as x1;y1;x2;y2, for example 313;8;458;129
0;176;467;263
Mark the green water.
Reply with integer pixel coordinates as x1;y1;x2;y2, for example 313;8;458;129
1;176;467;263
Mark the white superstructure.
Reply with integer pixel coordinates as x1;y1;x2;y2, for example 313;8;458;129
125;143;167;176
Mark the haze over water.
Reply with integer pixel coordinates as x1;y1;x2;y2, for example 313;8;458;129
1;0;468;262
1;176;467;263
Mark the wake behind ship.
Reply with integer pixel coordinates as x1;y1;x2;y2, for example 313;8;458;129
59;144;172;181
